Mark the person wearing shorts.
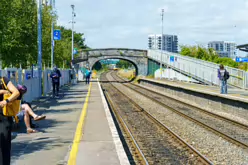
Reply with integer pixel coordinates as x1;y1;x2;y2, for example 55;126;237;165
16;84;46;133
16;103;46;133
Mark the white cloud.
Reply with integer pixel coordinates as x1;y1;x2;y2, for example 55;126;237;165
245;0;248;7
56;0;248;50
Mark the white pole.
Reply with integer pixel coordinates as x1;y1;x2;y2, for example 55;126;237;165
37;0;43;96
160;9;164;79
71;5;76;84
51;0;55;68
71;5;75;61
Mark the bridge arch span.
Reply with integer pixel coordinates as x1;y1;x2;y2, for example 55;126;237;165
91;56;139;75
75;48;148;76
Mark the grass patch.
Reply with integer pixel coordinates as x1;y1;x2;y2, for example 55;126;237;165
146;74;154;79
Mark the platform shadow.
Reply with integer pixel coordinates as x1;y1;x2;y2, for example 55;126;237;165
12;119;70;134
11;136;71;162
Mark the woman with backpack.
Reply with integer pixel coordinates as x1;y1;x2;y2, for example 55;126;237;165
0;77;20;165
1;84;46;134
218;64;230;94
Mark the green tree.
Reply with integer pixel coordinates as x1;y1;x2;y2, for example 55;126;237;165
1;0;37;68
116;60;133;69
42;5;53;68
53;26;87;68
180;45;241;69
0;1;87;69
180;46;191;56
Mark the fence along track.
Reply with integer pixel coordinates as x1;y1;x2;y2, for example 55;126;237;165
112;72;248;149
102;71;213;165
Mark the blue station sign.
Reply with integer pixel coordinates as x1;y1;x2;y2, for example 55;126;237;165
170;56;175;62
53;29;61;40
236;57;248;62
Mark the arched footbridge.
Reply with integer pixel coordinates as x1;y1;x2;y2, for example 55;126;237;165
72;48;148;75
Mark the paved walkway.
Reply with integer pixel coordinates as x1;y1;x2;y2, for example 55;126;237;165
11;83;88;165
141;78;248;102
142;78;248;102
76;81;129;165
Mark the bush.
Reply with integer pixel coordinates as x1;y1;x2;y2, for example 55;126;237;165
180;45;242;70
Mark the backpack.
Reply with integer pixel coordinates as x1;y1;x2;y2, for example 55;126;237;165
51;71;59;83
1;78;21;123
85;70;91;77
224;70;230;80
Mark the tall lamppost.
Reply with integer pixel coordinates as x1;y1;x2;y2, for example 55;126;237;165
160;9;164;79
70;4;76;83
71;4;76;61
51;0;55;68
37;0;43;96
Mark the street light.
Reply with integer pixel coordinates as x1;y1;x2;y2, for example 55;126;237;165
51;0;55;68
37;0;43;96
70;4;76;84
71;4;76;61
160;9;164;79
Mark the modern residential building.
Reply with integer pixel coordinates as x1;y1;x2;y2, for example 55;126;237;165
208;41;237;58
148;34;178;53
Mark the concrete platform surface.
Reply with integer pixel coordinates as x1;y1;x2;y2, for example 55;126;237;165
76;82;129;165
141;78;248;103
11;83;88;165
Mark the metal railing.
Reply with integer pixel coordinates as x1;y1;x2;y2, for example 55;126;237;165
0;68;71;102
148;50;248;89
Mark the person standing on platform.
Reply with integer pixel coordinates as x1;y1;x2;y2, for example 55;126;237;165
218;64;229;94
50;65;62;97
85;68;91;84
0;77;20;165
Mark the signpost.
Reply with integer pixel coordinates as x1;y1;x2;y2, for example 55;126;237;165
73;48;78;55
170;56;175;62
235;57;248;62
37;0;42;96
51;29;61;68
53;29;61;40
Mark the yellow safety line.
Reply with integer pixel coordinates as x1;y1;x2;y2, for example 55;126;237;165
68;82;92;165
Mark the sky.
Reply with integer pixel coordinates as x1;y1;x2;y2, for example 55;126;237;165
56;0;248;56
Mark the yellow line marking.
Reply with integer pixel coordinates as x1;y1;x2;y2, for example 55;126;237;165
68;82;92;165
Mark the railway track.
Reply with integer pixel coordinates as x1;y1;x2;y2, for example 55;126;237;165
101;72;213;165
101;72;148;165
111;71;248;150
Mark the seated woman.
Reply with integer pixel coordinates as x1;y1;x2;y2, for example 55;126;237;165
0;85;46;134
16;84;46;133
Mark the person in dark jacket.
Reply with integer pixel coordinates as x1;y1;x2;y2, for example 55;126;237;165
217;64;229;94
50;66;61;97
0;77;20;165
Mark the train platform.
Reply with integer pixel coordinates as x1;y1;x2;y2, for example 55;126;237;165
74;81;129;165
140;78;248;103
11;83;88;165
11;81;129;165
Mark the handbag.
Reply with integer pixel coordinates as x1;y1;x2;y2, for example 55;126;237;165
1;78;21;122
